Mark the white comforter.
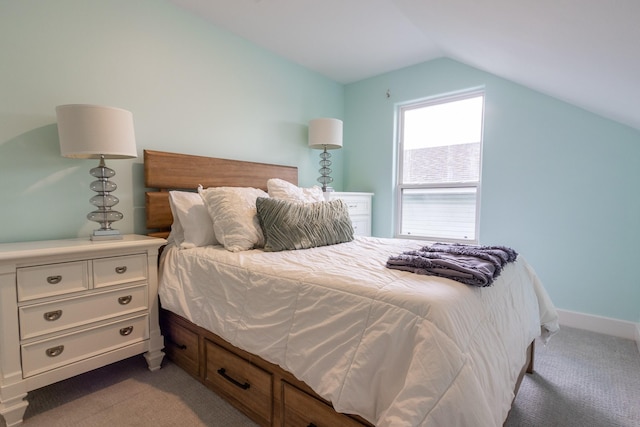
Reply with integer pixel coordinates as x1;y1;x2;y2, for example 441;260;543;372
158;236;559;426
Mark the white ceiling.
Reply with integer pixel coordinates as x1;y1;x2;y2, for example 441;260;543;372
169;0;640;131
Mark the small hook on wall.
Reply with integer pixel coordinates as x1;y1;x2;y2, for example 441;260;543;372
386;89;391;98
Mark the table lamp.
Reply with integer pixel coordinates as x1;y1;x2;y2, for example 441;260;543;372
56;104;137;240
308;118;343;192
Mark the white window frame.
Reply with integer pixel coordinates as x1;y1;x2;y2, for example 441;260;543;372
395;90;485;244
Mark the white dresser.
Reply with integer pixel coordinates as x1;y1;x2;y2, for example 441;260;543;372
0;235;166;426
327;192;374;237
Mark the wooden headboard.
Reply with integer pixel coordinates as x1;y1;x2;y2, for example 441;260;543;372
144;149;298;238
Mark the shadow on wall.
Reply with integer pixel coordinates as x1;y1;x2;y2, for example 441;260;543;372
0;124;90;243
131;161;147;236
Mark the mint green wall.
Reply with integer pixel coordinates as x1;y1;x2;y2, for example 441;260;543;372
344;58;640;323
2;3;638;324
0;0;343;243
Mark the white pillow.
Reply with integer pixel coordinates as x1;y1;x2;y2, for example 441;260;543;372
199;186;268;252
267;178;324;203
168;190;218;249
166;200;184;247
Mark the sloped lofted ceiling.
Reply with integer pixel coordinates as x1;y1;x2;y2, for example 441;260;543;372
169;0;640;131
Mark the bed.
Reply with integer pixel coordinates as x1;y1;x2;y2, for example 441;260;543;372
144;149;559;427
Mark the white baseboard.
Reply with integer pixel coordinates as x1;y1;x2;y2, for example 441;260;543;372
557;309;639;344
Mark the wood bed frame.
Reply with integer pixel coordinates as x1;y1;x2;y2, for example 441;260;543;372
144;149;534;427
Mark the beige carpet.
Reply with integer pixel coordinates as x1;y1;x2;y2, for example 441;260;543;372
505;327;640;427
2;326;639;426
8;358;257;427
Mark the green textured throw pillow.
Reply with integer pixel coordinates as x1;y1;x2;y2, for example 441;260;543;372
256;197;354;252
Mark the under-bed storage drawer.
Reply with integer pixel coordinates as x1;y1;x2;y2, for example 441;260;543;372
161;316;200;378
282;382;366;427
204;340;272;426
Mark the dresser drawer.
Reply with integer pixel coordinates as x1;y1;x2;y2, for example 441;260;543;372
161;317;200;378
17;261;89;302
93;254;147;288
19;284;148;340
283;382;366;427
204;340;272;426
21;314;149;378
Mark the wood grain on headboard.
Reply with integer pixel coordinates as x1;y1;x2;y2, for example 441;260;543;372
144;149;298;238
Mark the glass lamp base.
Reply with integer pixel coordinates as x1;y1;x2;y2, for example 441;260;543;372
90;229;123;241
87;156;124;241
317;147;334;193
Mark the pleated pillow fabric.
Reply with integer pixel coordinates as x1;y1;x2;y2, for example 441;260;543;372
256;197;354;252
199;186;268;252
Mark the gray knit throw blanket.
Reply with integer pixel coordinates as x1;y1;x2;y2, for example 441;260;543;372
386;243;518;287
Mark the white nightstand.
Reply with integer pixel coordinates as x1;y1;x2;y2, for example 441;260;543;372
0;235;166;426
327;192;374;237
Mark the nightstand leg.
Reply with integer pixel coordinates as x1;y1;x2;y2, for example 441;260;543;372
144;329;165;371
144;349;165;372
0;393;28;427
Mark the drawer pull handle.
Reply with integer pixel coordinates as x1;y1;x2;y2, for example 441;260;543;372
118;295;132;305
119;326;134;336
115;266;128;274
47;275;62;285
217;368;250;390
43;310;63;321
167;338;187;350
45;345;64;357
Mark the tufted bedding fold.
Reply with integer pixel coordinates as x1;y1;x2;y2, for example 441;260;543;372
158;236;559;426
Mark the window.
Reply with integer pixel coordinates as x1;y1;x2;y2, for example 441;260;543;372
396;91;484;243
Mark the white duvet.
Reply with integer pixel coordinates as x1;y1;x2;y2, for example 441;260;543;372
158;236;559;426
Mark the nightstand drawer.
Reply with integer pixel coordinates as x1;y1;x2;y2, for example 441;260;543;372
327;192;373;237
93;254;147;288
204;340;272;426
17;261;89;302
19;284;148;340
351;218;371;237
341;197;370;216
21;314;149;378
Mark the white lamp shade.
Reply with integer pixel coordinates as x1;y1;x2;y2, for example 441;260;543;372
308;118;343;150
56;104;137;159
